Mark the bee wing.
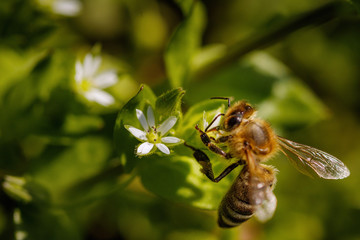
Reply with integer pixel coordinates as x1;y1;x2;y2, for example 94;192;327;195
278;136;350;179
254;188;277;222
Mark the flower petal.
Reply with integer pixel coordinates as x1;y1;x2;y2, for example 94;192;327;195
147;106;155;127
93;70;118;89
161;137;181;144
137;142;154;155
52;0;82;16
156;143;170;155
84;88;115;106
158;116;177;136
136;109;149;131
75;61;83;83
208;112;223;130
202;111;209;130
84;54;101;78
124;125;147;141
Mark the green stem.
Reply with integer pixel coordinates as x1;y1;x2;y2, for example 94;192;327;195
191;1;354;80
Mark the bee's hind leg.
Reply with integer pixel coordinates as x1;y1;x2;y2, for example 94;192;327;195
184;142;243;183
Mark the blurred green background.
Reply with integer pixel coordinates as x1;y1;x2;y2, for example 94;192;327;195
1;0;360;239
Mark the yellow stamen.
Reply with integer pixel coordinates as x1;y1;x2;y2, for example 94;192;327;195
79;79;92;92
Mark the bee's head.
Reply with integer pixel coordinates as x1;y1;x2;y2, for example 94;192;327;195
223;101;254;131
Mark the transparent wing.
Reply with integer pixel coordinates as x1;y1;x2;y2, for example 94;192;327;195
254;189;277;222
278;136;350;179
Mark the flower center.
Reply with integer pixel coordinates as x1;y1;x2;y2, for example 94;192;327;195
79;79;92;92
147;128;160;143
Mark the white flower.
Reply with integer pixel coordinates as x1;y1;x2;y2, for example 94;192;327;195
124;106;182;156
52;0;82;16
75;53;118;106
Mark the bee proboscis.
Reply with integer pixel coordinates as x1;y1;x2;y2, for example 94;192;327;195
185;98;350;228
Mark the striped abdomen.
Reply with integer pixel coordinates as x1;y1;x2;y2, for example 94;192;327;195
218;165;273;228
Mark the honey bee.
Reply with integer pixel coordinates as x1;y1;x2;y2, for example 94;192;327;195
185;97;350;228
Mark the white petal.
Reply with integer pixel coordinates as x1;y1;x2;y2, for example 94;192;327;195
208;112;222;130
52;0;82;16
124;125;147;141
158;116;177;136
147;106;155;127
75;61;83;83
161;137;181;144
136;109;149;131
84;54;101;78
156;143;170;154
93;70;118;89
202;111;209;130
84;88;115;106
137;142;154;155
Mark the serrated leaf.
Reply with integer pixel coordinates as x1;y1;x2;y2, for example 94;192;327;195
155;88;185;123
164;2;205;88
113;85;157;172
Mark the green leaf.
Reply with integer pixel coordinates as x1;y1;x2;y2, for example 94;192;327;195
155;88;185;123
30;137;112;203
349;0;360;14
187;51;329;129
257;80;329;129
0;50;75;140
173;0;195;15
17;207;81;240
113;85;157;172
62;114;104;135
0;47;48;103
137;99;237;209
139;153;237;210
164;1;205;88
178;98;226;147
243;52;329;128
186;55;278;106
0;1;56;49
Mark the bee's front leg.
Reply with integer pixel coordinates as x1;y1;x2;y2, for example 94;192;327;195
195;125;232;159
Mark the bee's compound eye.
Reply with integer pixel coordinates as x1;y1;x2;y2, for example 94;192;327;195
227;116;241;130
245;105;252;111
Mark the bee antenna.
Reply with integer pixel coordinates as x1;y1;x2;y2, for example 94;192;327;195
210;97;233;107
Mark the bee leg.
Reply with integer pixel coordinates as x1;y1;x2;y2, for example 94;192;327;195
216;135;231;143
184;142;215;181
184;143;243;182
195;125;232;159
213;162;242;182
